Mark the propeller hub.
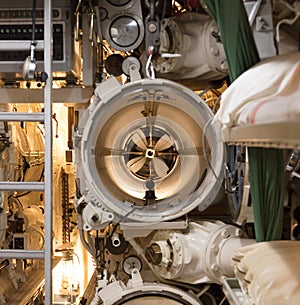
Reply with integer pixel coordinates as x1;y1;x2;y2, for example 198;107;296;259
125;126;179;181
146;148;155;159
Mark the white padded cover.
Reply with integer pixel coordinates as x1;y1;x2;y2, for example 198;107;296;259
214;52;300;129
232;240;300;305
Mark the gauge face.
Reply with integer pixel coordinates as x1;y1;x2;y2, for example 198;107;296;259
99;7;108;21
107;0;131;6
109;16;140;48
123;256;142;275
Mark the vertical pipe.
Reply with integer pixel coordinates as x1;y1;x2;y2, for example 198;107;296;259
68;106;74;149
44;0;53;304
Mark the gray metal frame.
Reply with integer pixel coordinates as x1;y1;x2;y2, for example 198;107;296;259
44;1;53;303
0;1;53;304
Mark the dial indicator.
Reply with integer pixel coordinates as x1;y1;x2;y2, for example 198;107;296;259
123;255;142;275
109;16;140;48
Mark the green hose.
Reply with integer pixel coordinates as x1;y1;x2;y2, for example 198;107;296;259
203;0;284;241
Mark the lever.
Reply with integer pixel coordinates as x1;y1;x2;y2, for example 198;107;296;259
22;0;37;80
74;0;82;41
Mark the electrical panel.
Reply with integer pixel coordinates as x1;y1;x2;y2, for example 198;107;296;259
0;0;73;73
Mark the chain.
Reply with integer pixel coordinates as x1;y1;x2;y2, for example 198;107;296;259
149;0;157;20
144;0;160;50
145;0;158;18
144;0;160;79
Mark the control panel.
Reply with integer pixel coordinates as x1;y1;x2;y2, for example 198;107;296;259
0;2;73;73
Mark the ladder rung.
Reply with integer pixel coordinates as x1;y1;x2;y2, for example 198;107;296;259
0;182;44;191
0;249;44;259
0;112;44;122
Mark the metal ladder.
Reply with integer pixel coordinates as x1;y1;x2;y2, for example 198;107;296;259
0;1;53;304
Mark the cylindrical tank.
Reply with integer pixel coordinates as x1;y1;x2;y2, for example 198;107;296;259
76;78;225;226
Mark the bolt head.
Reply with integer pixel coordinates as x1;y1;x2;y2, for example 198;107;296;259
148;23;157;33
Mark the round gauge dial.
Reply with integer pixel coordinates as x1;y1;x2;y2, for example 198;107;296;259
99;7;108;21
109;16;140;49
107;0;131;6
123;255;142;275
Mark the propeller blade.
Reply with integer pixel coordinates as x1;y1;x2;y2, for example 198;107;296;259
152;157;169;177
155;134;174;151
96;147;144;156
131;130;148;150
127;156;146;172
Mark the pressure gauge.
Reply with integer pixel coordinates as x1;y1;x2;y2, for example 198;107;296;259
123;255;142;275
107;14;144;52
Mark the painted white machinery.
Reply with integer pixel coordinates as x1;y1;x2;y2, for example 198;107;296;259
145;221;254;284
153;13;228;82
73;70;256;304
75;77;224;227
98;268;203;305
0;0;299;305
